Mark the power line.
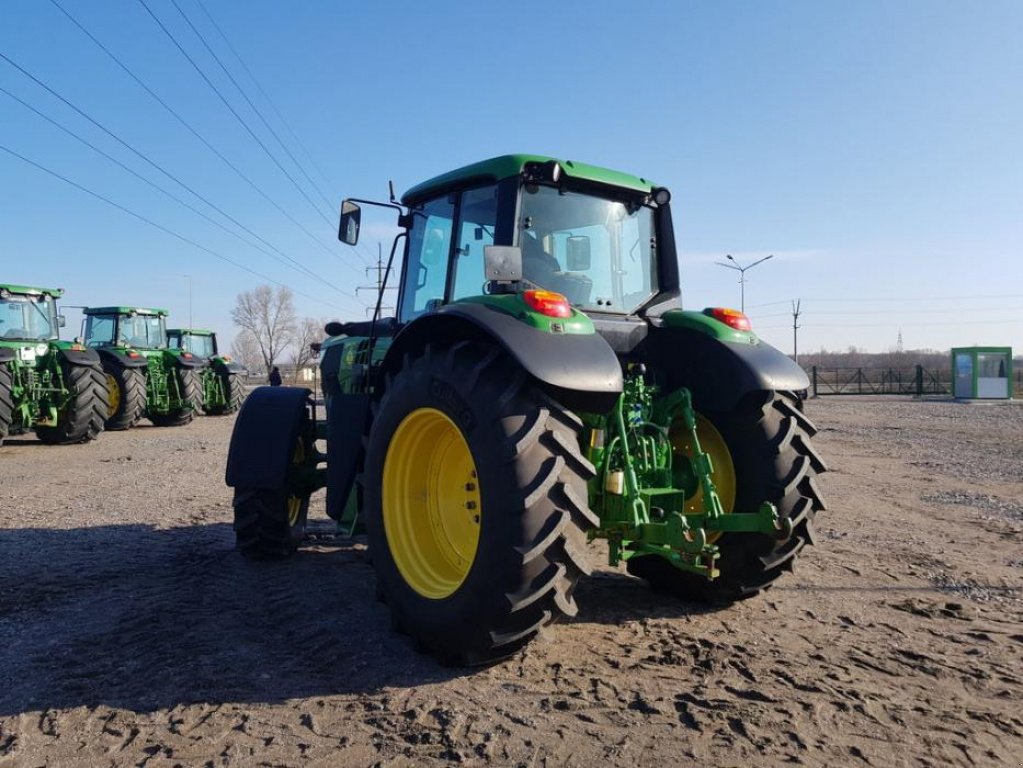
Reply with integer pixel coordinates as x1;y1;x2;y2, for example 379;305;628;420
0;50;353;294
748;293;1023;308
0;84;355;300
0;143;342;311
44;0;361;277
194;0;338;195
175;0;334;215
136;0;335;234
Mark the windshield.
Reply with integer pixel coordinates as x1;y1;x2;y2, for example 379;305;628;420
171;333;214;357
518;185;657;314
85;314;167;349
0;295;57;341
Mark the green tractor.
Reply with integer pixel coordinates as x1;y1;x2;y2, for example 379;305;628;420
225;155;826;665
167;328;246;415
83;306;202;429
0;283;108;445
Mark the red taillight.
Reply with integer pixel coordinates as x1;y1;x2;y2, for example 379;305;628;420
127;350;140;358
705;307;752;331
183;352;193;359
523;289;572;318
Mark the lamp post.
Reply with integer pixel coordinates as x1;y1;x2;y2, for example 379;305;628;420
183;275;192;328
715;253;774;312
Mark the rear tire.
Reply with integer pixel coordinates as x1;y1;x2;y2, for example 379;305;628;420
149;367;202;427
35;361;108;445
364;342;598;666
102;359;146;431
627;390;826;603
206;370;245;415
0;363;14;445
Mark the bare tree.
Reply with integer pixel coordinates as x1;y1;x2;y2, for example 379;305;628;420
231;285;297;374
290;317;325;384
229;329;263;375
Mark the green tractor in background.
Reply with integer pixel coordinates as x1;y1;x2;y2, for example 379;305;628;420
226;155;827;665
83;306;202;429
167;328;246;415
0;283;108;445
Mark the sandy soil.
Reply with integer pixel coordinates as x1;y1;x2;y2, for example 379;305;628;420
1;397;1021;767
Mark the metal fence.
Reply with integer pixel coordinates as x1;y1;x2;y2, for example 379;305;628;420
810;365;952;397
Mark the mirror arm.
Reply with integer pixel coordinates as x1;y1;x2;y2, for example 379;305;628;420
368;231;408;351
346;197;410;227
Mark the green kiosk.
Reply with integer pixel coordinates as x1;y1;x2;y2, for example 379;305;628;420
951;347;1013;399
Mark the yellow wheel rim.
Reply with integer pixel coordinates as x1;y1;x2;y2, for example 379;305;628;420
672;415;736;545
287;439;305;527
106;373;121;418
382;407;482;599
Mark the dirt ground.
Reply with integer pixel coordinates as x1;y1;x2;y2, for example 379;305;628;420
1;396;1021;767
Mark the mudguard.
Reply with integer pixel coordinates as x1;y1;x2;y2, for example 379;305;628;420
648;325;809;411
96;347;148;369
57;347;102;367
167;350;202;369
225;386;311;490
211;356;245;374
0;349;14;364
382;302;623;412
325;392;371;521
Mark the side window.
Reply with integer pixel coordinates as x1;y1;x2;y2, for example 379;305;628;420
84;315;114;347
451;185;498;301
400;196;455;321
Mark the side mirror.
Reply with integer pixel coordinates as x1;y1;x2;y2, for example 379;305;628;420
566;236;591;271
58;314;67;328
339;200;361;245
484;245;522;282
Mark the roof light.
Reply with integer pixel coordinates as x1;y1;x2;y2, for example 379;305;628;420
523;289;572;319
653;187;671;205
704;307;752;331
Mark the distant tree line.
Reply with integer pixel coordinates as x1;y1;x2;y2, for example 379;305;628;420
229;285;324;381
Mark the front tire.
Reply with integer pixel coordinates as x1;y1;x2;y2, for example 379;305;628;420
35;361;108;445
233;436;312;558
364;342;598;666
627;390;826;603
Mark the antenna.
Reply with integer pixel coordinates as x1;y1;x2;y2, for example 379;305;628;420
388;180;397;203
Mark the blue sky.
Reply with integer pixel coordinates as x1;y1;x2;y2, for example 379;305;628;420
2;0;1021;357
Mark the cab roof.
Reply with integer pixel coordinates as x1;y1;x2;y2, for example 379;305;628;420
167;328;214;336
83;306;168;316
401;154;658;205
0;283;63;298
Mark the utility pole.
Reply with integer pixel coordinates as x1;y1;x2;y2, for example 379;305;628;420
791;299;802;364
715;253;774;312
356;242;396;317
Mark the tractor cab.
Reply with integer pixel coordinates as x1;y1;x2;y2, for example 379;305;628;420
83;307;169;352
0;284;64;348
168;328;218;360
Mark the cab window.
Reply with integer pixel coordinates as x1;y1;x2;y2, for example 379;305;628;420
451;185;498;301
399;196;455;321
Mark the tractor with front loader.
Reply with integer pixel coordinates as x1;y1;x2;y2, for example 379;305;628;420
225;155;827;665
167;328;246;415
83;306;202;429
0;283;108;445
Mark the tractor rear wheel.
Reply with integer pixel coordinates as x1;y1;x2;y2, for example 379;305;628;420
206;370;244;415
102;360;146;431
233;436;311;558
150;367;202;427
0;363;14;445
627;390;826;603
364;342;598;666
35;361;108;444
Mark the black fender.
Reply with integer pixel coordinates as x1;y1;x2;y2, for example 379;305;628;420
211;356;245;374
56;346;102;367
167;350;203;369
382;303;623;412
0;349;14;364
649;326;810;411
225;386;311;490
96;347;148;369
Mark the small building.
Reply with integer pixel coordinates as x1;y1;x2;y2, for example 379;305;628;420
951;347;1013;399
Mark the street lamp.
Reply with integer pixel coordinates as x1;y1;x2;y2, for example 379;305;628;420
183;275;192;328
715;253;774;312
